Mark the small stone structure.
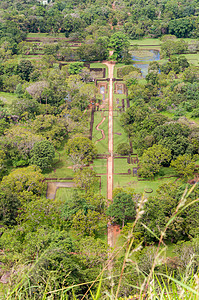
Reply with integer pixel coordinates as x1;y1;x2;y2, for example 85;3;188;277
133;168;138;176
114;82;126;94
97;82;108;94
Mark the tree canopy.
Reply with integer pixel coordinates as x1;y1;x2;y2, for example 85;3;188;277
107;192;136;227
30;140;55;170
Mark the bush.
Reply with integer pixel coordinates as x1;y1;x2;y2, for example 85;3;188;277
117;65;139;78
30;140;55;170
191;109;199;118
117;143;131;155
68;62;84;75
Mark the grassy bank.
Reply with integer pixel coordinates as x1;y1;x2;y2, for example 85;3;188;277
0;91;18;105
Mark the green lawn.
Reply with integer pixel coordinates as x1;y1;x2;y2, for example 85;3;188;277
131;50;155;58
44;148;75;178
103;110;118;117
113;115;129;153
137;78;147;85
114;158;131;173
130;38;198;46
114;172;177;195
114;63;126;78
171;53;199;66
160;110;199;125
112;87;127;154
90;63;108;77
92;159;107;174
100;175;107;197
131;46;162;51
27;32;66;38
130;38;162;46
180;53;199;66
183;38;199;44
92;111;109;154
0;92;17;113
55;187;75;201
13;54;43;61
185;114;199;125
22;55;43;60
54;174;102;200
0;91;18;105
113;93;125;110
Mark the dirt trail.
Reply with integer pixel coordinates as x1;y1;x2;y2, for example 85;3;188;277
95;116;106;143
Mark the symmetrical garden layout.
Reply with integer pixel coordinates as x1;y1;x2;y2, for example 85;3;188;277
44;57;179;248
46;59;177;203
91;63;137;199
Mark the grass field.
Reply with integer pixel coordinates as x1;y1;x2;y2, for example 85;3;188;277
100;175;107;197
160;110;199;125
180;53;199;66
114;158;131;173
103;110;118;117
113;114;129;153
27;32;66;38
55;187;75;201
130;37;199;46
131;46;162;52
114;174;177;195
92;111;109;154
0;91;18;105
113;63;126;78
92;159;107;174
131;50;155;58
113;93;125;110
183;38;199;44
90;63;108;77
130;38;162;46
44;148;75;178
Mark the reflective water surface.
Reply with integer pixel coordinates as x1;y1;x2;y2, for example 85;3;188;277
132;49;160;77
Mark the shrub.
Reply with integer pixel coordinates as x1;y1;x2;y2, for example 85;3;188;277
30;140;55;170
117;143;131;155
117;65;139;78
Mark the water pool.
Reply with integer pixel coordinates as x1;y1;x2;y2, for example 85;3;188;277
132;49;160;77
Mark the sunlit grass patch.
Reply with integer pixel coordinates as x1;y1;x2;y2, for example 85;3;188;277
44;148;75;178
0;91;18;105
113;116;129;153
92;159;107;174
92;112;109;154
114;158;130;173
114;173;178;195
55;187;75;201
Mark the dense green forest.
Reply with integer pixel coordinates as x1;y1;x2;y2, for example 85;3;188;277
1;0;199;39
0;0;199;299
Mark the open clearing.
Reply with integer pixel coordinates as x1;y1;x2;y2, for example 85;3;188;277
0;91;18;105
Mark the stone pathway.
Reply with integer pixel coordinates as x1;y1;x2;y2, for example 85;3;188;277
104;61;116;249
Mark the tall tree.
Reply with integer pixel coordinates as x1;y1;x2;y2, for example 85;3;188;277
109;32;130;62
17;60;34;81
74;168;98;193
170;154;197;179
30;140;55;170
0;166;44;225
138;144;171;178
66;136;97;168
107;192;136;227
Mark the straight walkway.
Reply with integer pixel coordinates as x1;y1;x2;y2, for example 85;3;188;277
104;61;115;248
